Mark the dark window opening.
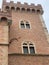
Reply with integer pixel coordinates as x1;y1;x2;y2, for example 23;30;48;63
27;8;30;12
26;23;30;29
32;9;35;12
21;8;25;11
16;7;20;11
1;17;7;22
6;6;9;10
30;47;35;54
21;21;25;28
23;46;28;54
11;7;15;10
37;10;40;13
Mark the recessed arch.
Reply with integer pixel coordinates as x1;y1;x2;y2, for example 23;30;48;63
37;9;41;13
9;38;18;44
32;9;35;12
27;8;30;12
1;17;7;21
21;8;25;11
16;7;20;11
11;7;15;10
5;6;10;10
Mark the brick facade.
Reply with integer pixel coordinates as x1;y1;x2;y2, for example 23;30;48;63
0;0;49;65
9;54;49;65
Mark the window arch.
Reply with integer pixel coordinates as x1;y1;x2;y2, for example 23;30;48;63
27;8;30;12
32;9;35;12
11;7;15;10
5;6;10;10
20;20;30;29
23;43;27;45
0;17;8;26
16;7;20;11
37;9;41;13
29;43;33;46
22;41;35;54
20;21;25;28
21;8;25;11
1;17;7;22
23;42;28;54
26;21;30;29
29;43;35;54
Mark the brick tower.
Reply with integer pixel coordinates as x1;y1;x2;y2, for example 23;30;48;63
0;0;49;65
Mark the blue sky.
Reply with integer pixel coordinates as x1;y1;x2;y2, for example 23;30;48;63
0;0;49;32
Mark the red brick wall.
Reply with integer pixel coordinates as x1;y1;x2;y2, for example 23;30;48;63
8;54;49;65
2;0;49;54
9;11;49;54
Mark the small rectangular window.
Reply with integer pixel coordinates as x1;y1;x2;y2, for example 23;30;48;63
23;46;28;54
30;47;35;54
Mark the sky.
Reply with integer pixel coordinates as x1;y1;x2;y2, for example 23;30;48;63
0;0;49;33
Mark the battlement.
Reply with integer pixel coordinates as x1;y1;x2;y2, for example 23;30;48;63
2;0;43;15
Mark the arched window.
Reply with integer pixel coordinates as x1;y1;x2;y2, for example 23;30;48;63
27;8;30;12
16;7;20;11
1;17;7;22
29;43;35;54
5;6;10;10
11;7;15;10
23;42;28;54
29;44;33;46
26;21;30;29
22;42;35;54
21;8;25;11
32;9;35;12
37;9;41;13
20;20;30;29
0;17;8;26
20;21;25;28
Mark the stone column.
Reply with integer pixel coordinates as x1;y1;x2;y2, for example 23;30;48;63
0;26;9;65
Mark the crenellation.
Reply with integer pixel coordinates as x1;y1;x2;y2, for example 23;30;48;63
2;1;43;14
31;3;35;6
24;2;28;5
10;1;14;3
17;2;21;5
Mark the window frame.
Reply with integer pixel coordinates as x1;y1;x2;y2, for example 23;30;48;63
22;41;36;54
19;20;31;29
23;46;29;54
26;22;30;29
